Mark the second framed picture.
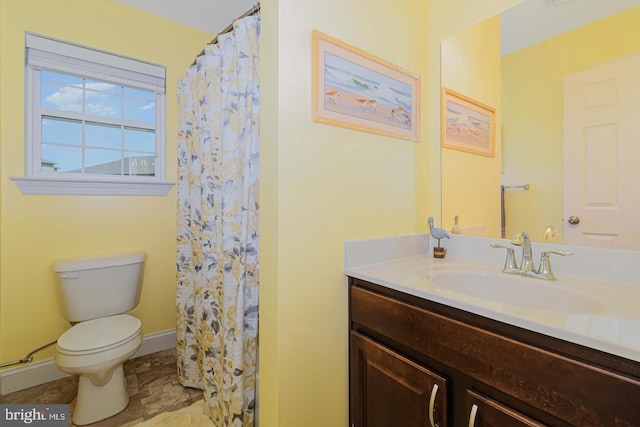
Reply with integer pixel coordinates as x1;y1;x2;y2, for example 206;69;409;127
441;87;495;157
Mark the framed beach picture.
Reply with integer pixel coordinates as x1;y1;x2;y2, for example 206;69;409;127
441;87;496;157
311;30;420;142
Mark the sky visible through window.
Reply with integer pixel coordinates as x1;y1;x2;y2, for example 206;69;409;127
40;70;157;176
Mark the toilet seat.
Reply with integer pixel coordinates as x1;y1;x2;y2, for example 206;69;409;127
57;314;142;356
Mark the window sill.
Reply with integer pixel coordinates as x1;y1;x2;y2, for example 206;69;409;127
10;176;174;196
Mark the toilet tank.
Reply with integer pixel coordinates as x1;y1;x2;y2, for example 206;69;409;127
52;252;147;323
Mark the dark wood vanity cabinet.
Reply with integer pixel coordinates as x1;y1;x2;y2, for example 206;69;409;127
348;277;640;427
350;332;447;427
465;390;545;427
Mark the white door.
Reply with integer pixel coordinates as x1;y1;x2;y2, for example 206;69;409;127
564;53;640;249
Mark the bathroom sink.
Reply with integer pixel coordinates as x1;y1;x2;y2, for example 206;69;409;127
430;271;603;313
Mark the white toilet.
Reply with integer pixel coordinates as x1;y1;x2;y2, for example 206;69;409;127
52;252;147;426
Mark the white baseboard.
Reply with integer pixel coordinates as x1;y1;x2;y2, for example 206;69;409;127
0;329;176;396
133;329;176;359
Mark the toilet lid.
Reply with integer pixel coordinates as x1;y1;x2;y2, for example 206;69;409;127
57;314;141;355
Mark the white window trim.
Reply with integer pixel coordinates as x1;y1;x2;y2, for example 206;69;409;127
12;32;174;196
12;176;174;196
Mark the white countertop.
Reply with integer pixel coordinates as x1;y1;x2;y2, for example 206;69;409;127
345;234;640;363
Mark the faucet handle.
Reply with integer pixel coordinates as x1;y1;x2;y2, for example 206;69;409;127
489;243;510;249
490;243;519;273
537;250;573;280
543;250;573;257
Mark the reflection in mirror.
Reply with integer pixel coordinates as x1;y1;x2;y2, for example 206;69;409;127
441;0;640;249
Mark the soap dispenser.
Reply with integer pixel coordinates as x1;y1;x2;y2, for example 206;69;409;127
451;215;462;235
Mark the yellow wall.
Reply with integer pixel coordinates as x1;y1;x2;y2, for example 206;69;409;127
259;0;429;424
502;7;640;241
0;0;213;363
0;0;541;425
0;1;3;345
441;15;502;237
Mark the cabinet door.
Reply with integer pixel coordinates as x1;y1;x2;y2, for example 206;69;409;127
466;390;546;427
350;332;447;427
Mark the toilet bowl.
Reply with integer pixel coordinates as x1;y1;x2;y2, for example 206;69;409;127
52;252;147;425
55;314;142;425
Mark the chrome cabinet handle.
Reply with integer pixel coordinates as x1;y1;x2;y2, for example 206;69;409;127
429;384;439;427
568;215;580;225
468;404;478;427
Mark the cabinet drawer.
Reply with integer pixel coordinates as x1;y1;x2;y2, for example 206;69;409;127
351;285;640;426
466;390;545;427
350;332;447;427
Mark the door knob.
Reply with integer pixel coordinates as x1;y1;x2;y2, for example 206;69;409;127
568;216;580;225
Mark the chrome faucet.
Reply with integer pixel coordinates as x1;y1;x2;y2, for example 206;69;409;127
491;230;572;280
511;231;535;274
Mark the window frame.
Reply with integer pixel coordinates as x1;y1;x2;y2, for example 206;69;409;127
12;32;173;196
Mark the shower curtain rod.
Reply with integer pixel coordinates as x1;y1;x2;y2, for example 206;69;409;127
191;3;260;65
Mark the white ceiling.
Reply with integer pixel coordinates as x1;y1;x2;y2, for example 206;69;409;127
501;0;640;55
114;0;257;35
119;0;638;57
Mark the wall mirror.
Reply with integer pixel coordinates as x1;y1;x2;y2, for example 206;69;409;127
440;0;640;250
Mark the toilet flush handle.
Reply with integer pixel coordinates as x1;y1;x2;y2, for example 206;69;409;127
60;273;79;279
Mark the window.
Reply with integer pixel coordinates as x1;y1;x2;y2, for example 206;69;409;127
12;33;172;196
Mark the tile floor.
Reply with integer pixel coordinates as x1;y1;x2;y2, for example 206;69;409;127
0;348;204;426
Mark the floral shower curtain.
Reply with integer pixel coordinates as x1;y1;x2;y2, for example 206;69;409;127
175;14;260;426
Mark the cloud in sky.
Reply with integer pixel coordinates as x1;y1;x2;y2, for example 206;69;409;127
43;80;155;125
45;82;119;117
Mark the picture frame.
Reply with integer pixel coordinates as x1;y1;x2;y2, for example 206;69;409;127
441;87;495;157
311;30;420;142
